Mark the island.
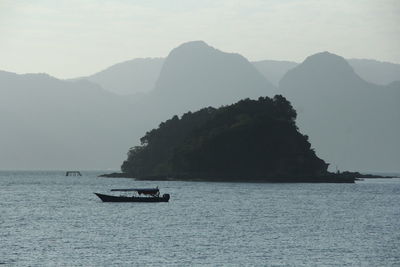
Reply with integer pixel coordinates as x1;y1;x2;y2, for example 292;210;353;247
103;95;361;182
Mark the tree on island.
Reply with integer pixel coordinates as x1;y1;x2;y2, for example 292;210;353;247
120;95;341;182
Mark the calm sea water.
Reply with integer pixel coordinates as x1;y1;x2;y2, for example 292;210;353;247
1;171;399;266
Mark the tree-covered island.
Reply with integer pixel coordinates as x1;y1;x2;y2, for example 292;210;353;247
104;95;357;182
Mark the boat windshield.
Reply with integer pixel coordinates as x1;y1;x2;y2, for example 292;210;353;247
110;188;159;195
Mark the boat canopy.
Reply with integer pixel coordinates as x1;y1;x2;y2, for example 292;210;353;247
110;188;159;195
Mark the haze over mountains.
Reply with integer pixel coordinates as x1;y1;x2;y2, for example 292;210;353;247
1;40;399;172
80;52;400;94
252;60;298;87
253;59;400;88
0;70;140;170
77;58;164;95
347;59;400;85
0;41;274;170
280;52;400;172
150;41;275;114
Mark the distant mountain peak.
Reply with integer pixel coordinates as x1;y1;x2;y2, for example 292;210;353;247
76;57;165;95
167;40;224;60
279;51;363;90
302;51;354;72
177;40;210;49
153;40;275;113
279;51;400;173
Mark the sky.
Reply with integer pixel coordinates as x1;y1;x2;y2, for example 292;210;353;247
0;0;399;78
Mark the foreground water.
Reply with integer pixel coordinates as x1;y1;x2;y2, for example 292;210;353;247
1;171;399;266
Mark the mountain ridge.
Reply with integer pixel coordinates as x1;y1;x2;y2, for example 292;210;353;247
73;57;164;95
1;42;399;171
347;58;400;85
151;41;275;115
280;51;400;172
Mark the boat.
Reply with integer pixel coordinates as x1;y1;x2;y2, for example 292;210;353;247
94;187;170;202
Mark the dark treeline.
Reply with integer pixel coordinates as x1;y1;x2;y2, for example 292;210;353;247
120;95;347;182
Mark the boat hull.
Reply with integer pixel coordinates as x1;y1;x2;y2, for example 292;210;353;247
94;193;170;202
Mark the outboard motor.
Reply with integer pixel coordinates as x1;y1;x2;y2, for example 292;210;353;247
162;194;170;201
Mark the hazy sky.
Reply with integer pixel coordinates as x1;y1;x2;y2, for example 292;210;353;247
1;0;399;78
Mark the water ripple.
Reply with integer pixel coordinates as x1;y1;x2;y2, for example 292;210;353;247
1;171;399;266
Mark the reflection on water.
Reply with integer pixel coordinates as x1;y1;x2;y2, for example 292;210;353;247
1;171;399;266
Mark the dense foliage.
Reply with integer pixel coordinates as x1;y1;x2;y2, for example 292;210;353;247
121;95;329;180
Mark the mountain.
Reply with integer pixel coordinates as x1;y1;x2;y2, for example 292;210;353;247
79;58;164;95
0;41;277;170
280;52;400;172
252;60;298;86
3;41;398;172
150;41;276;116
348;58;400;85
78;55;400;96
252;58;400;88
0;70;147;170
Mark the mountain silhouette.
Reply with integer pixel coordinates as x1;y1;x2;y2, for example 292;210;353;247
280;52;400;172
348;58;400;85
77;55;400;96
0;70;145;170
151;41;275;116
78;58;164;95
0;41;277;170
1;43;399;172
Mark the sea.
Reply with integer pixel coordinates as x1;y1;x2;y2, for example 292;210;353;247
1;171;399;266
